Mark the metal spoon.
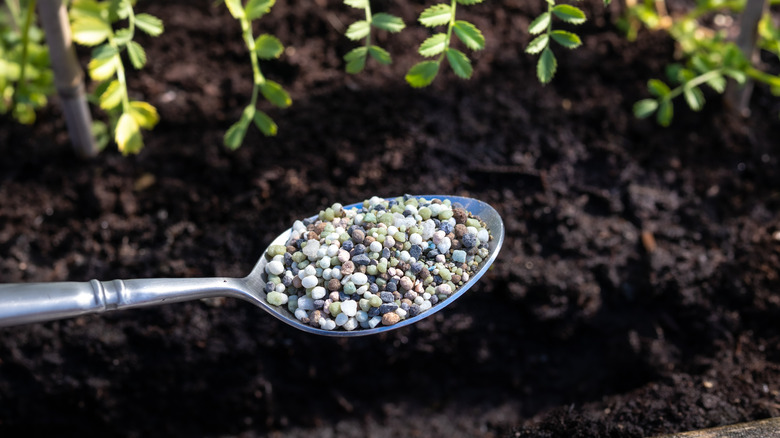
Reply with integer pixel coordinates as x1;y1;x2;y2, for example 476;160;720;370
0;195;504;336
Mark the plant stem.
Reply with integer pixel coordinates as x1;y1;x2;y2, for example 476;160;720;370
14;0;36;102
438;0;458;63
664;69;724;100
363;1;372;52
240;16;265;108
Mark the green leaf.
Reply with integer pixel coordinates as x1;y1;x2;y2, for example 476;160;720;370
419;4;452;27
529;12;551;35
550;30;582;49
246;0;275;20
706;74;726;93
525;34;549;55
71;16;111;46
134;13;164;36
129;101;159;129
87;55;118;80
372;13;405;32
126;41;146;69
69;0;107;21
346;20;370;40
453;21;485;51
109;0;132;20
255;34;284;59
253;110;278;136
260;81;292;108
656;100;673;126
344;0;368;8
446;48;472;79
224;116;251;150
647;79;671;97
683;86;704;111
113;28;132;46
456;0;484;4
633;99;658;119
419;33;447;57
552;5;587;24
724;69;747;85
537;47;557;83
405;60;440;87
345;47;368;73
115;112;143;154
92;43;118;60
99;80;123;110
368;45;391;65
224;0;245;19
344;46;368;61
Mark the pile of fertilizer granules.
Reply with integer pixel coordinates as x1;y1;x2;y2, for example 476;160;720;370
263;196;492;331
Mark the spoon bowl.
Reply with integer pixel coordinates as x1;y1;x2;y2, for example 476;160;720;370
0;195;504;336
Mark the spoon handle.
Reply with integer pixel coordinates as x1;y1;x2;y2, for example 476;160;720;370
0;278;247;327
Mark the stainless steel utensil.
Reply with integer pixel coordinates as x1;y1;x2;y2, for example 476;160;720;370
0;195;504;336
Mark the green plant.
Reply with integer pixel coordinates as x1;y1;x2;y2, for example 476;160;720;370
223;0;290;149
0;0;53;124
525;0;588;83
342;0;405;73
629;0;780;125
405;0;486;87
68;0;163;154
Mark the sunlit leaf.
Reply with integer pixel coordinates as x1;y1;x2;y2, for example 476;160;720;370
683;86;705;111
71;16;111;46
88;55;118;80
633;99;658;119
115;112;143;154
419;4;452;27
526;34;549;54
453;21;485;50
405;60;440;87
135;13;164;36
99;80;123;109
129;101;159;129
419;33;447;57
126;41;146;69
550;30;581;49
529;12;550;35
552;5;587;24
346;20;370;40
372;13;405;32
224;0;245;19
344;0;368;8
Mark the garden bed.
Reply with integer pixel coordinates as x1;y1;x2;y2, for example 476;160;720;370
0;0;779;436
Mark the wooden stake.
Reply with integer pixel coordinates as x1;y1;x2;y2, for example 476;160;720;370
726;0;768;117
37;0;97;158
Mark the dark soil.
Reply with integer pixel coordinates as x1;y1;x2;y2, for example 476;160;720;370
1;0;779;436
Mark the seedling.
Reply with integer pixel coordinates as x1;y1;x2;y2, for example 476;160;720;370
0;0;52;124
405;0;486;87
69;0;163;154
525;0;588;83
223;0;290;149
627;0;780;125
342;0;405;73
